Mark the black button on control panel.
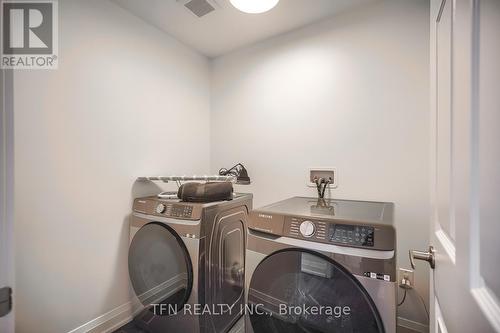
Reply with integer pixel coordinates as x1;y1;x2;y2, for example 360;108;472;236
329;224;374;247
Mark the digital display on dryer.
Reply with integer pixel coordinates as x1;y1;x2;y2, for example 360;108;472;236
329;224;374;247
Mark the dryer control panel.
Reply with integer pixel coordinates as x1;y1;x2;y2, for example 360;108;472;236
168;204;194;218
133;198;202;220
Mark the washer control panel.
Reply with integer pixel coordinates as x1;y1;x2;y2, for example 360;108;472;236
329;224;374;247
285;217;376;248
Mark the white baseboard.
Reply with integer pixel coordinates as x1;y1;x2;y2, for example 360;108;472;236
67;275;187;333
67;299;141;333
397;316;429;333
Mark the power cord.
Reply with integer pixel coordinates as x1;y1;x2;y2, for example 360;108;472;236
397;289;407;306
315;177;323;198
219;163;251;185
321;179;331;198
219;163;244;177
416;289;430;319
398;267;429;320
397;286;430;320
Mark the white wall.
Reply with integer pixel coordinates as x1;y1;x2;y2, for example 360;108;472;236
211;0;430;326
13;1;211;332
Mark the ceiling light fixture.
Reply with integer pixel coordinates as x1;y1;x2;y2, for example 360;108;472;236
229;0;279;14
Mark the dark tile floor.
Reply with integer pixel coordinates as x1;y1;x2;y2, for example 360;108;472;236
113;319;422;333
397;326;422;333
113;321;147;333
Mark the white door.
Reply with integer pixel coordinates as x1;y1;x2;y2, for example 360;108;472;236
0;69;15;332
421;0;500;332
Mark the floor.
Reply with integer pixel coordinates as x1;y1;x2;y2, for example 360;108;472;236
397;326;421;333
113;321;147;333
113;320;421;333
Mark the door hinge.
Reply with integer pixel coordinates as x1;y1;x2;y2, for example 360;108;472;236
0;287;12;317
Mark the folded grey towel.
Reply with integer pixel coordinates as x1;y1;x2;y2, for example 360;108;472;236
177;182;233;202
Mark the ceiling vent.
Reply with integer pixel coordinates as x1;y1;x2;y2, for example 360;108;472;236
178;0;219;18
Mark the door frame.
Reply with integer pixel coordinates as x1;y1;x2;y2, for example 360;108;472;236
0;67;15;332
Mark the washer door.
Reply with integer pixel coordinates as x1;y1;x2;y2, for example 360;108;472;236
128;222;193;315
248;249;384;333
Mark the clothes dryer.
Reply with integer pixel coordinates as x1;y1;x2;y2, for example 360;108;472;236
129;193;252;333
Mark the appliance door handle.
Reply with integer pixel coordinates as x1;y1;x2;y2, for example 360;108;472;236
409;246;436;269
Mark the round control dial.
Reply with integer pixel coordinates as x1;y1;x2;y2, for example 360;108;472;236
299;220;316;237
155;203;166;214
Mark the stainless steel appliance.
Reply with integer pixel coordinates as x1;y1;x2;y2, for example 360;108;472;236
244;196;396;333
128;193;253;333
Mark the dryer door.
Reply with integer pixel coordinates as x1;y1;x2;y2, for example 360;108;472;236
209;207;247;333
128;222;193;315
248;249;384;333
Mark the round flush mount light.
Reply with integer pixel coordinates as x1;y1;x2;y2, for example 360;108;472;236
230;0;280;14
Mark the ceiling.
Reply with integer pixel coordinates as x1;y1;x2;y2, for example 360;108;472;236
112;0;374;58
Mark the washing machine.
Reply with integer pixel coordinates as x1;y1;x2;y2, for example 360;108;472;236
128;193;253;333
244;196;396;333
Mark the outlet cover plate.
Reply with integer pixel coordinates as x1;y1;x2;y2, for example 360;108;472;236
308;168;338;188
398;268;414;289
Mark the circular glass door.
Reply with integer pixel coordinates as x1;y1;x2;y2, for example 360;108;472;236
248;249;384;333
128;222;193;315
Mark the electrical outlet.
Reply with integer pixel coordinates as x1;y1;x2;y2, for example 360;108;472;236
308;168;338;188
398;268;414;289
